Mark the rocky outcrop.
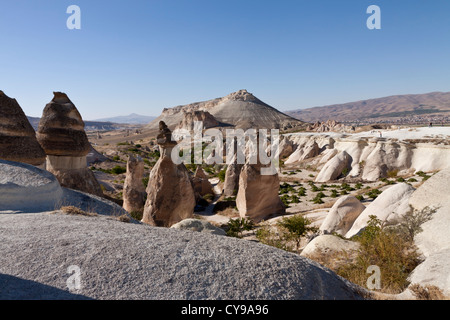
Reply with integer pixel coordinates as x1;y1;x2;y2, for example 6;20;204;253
37;92;103;197
283;132;450;182
176;110;220;131
345;183;415;238
0;91;46;167
0;212;366;300
319;195;366;236
285;140;320;164
123;155;146;214
307;120;353;133
141;121;196;227
315;151;351;182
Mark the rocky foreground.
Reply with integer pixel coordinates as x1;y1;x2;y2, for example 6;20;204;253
0;212;366;300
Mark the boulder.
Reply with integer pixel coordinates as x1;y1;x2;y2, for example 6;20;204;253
123;155;146;214
141;121;196;227
0;91;46;167
345;183;415;238
315;151;351;182
301;235;360;258
170;218;226;236
320;195;366;236
0;212;366;300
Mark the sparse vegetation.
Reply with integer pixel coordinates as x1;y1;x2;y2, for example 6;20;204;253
277;215;318;251
226;218;254;238
60;206;97;217
394;206;437;242
338;216;422;294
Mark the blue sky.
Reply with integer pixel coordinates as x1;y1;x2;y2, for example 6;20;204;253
1;0;450;119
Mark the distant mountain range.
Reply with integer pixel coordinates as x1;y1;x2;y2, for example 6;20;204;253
92;113;156;124
286;91;450;122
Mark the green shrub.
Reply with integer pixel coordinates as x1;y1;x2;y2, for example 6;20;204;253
218;169;226;182
110;166;126;175
226;218;254;238
297;187;306;197
277;215;318;251
366;188;382;199
142;177;149;188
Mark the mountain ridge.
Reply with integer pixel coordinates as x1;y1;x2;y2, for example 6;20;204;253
286;91;450;122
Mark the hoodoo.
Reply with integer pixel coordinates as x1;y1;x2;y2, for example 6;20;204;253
141;121;196;227
36;92;103;196
0;90;46;167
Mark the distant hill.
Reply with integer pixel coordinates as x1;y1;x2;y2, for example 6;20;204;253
146;89;307;131
92;113;156;124
286;91;450;122
27;116;126;132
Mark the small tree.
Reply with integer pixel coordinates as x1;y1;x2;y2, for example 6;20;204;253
277;215;318;251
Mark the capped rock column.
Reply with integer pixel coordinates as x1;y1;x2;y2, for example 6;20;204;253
123;155;146;214
0;90;46;167
141;121;195;227
36;92;103;197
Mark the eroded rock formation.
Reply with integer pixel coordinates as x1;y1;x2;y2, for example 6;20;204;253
0;90;46;167
236;138;285;222
123;155;146;214
141;121;195;227
36;92;103;196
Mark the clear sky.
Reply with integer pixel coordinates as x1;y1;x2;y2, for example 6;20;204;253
1;0;450;120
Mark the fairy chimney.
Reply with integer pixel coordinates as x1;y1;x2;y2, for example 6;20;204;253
123;155;146;214
236;135;285;222
36;92;103;196
141;121;195;227
0;90;46;167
